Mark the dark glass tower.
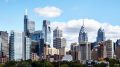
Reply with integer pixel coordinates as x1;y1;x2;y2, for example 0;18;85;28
96;28;105;42
23;9;32;60
24;9;29;36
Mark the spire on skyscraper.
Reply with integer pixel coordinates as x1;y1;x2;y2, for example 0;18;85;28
25;9;28;15
82;19;84;26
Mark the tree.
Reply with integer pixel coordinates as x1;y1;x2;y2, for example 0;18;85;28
60;64;68;67
4;61;17;67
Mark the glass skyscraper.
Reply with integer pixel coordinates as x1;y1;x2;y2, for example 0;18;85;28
24;9;35;37
42;20;51;46
78;21;91;62
23;9;32;60
9;31;23;61
96;28;105;42
31;30;44;56
78;24;88;43
24;36;31;60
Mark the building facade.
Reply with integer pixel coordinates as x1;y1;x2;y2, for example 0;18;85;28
42;20;51;46
23;36;31;60
97;28;105;42
9;31;23;61
78;22;91;63
0;31;8;57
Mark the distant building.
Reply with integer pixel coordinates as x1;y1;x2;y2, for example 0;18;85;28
0;31;8;57
31;53;39;61
97;28;105;42
0;56;9;64
78;20;91;62
53;27;63;39
115;39;120;59
31;30;42;55
27;20;35;34
105;40;113;58
93;40;113;59
24;9;35;37
23;10;33;60
9;31;23;61
91;47;98;60
53;37;66;49
70;43;78;61
42;20;51;46
23;36;31;60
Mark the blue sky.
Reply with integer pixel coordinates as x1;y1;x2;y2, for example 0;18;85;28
0;0;120;32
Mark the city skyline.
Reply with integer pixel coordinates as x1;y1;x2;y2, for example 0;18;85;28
1;0;120;48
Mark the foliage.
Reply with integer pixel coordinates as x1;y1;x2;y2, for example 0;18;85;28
60;64;68;67
0;58;120;67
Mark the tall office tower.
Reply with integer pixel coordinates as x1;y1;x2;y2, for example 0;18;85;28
23;9;33;60
53;27;63;39
78;23;88;43
78;20;90;63
24;9;29;36
42;20;51;46
24;9;35;37
0;31;8;57
97;28;105;42
23;36;31;60
9;31;23;61
53;27;66;49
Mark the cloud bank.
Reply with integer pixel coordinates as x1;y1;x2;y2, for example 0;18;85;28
51;19;120;48
34;6;62;18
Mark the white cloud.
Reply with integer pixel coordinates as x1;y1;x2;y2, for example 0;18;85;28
51;19;120;48
34;6;62;18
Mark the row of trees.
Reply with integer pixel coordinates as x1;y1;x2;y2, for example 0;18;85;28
0;58;120;67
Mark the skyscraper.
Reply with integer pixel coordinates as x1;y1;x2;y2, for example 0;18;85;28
23;36;31;60
78;22;88;43
24;9;29;36
42;20;51;46
78;20;90;63
53;27;66;49
53;27;63;39
31;30;44;56
9;31;23;61
24;9;35;37
0;31;8;57
23;9;32;60
97;28;105;42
